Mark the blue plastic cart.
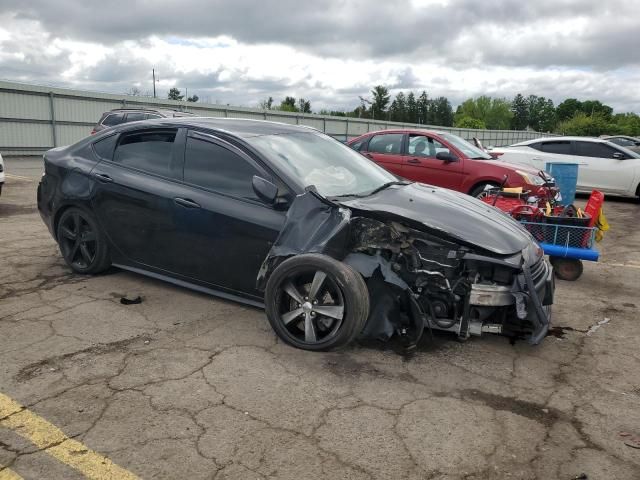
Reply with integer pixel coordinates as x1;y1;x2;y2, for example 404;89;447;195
520;220;599;281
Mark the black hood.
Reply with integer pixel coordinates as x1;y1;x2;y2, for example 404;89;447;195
338;183;532;255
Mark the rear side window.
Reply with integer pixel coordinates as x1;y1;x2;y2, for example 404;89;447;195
93;134;118;160
126;112;147;122
184;137;260;201
146;113;163;119
367;133;404;154
113;130;177;177
575;141;621;159
101;113;125;126
540;141;572;155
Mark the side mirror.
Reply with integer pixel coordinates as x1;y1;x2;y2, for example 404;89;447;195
252;175;278;204
436;151;458;163
612;152;625;160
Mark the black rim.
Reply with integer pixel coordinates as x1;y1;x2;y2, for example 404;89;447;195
275;269;345;345
59;212;97;270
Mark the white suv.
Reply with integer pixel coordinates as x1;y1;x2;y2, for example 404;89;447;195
491;137;640;198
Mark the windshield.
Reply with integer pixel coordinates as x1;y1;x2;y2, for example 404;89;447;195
247;132;398;196
440;133;492;160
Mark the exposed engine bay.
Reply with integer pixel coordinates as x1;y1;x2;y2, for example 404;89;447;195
258;188;554;349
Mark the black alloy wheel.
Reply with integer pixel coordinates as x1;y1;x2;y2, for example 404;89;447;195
56;207;110;274
265;254;369;351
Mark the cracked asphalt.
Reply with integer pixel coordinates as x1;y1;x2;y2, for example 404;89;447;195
1;158;640;479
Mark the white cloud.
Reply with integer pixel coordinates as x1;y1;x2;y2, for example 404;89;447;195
0;2;639;112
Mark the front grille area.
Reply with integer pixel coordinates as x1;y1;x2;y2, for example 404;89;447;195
529;256;547;284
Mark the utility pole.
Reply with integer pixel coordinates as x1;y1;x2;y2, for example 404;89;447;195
152;69;156;98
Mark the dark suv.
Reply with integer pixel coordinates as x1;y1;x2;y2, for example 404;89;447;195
91;108;194;134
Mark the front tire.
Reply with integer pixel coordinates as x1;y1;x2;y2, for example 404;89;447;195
265;254;369;351
470;182;499;199
56;207;111;274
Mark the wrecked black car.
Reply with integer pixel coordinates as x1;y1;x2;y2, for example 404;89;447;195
38;118;554;351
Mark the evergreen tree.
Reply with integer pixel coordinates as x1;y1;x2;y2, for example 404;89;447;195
510;94;529;130
431;97;454;127
390;92;407;122
417;91;429;124
406;92;418;124
371;85;391;119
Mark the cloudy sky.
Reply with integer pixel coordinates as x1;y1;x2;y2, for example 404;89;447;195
1;0;639;112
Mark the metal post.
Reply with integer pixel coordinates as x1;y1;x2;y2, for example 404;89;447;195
345;118;349;143
153;69;156;98
48;92;57;147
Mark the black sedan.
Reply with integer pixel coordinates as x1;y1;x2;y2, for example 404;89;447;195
38;118;554;351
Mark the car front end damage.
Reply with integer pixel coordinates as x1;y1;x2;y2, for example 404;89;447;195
258;184;554;348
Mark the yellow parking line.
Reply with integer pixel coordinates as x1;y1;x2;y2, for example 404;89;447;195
0;393;138;480
0;466;24;480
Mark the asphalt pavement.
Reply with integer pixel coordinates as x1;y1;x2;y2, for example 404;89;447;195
1;168;639;480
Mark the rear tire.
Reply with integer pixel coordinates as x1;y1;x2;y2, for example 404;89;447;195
56;207;111;274
470;182;499;199
265;254;369;351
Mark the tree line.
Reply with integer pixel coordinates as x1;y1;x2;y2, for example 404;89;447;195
157;84;640;136
260;86;640;137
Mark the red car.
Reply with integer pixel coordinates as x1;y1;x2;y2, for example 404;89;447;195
348;129;547;197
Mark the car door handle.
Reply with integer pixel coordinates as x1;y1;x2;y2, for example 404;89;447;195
93;173;113;183
174;197;201;209
407;158;422;165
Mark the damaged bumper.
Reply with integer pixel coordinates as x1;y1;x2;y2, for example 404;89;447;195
467;258;553;344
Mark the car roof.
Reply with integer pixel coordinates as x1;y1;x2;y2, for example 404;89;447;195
112;117;319;138
355;128;448;137
513;136;611;146
106;108;195;116
601;135;638;140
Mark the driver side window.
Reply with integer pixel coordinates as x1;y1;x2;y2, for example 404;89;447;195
183;136;261;201
407;134;449;157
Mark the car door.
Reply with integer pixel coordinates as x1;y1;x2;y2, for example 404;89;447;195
573;141;636;193
401;133;464;190
90;127;192;273
529;140;575;172
359;133;405;176
170;130;287;296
